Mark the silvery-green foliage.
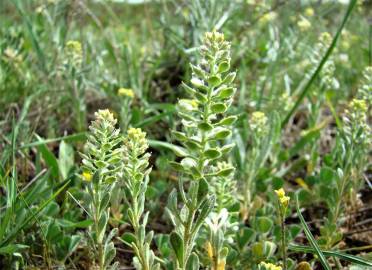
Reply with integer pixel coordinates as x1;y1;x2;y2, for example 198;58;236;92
309;32;339;90
167;30;237;270
209;161;237;212
121;128;160;270
80;109;122;270
172;30;236;180
357;66;372;111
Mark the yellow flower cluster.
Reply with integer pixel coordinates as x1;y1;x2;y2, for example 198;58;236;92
305;7;314;17
250;111;268;136
65;40;82;66
259;12;277;24
82;171;92;182
126;128;148;154
275;188;290;207
128;127;146;141
349;99;367;114
297;16;311;31
259;261;282;270
319;32;332;47
95;109;116;125
205;30;225;43
118;88;135;98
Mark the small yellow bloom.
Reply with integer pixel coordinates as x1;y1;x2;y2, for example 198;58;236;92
349;99;367;113
82;171;92;182
259;12;277;24
118;88;135;98
259;261;282;270
65;40;82;66
305;7;314;17
275;188;290;207
250;111;268;135
297;16;311;31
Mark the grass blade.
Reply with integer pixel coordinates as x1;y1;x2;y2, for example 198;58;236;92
0;179;71;247
289;244;372;267
281;0;357;126
296;195;331;270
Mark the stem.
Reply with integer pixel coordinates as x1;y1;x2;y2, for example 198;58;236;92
93;191;105;270
181;208;196;269
280;207;287;270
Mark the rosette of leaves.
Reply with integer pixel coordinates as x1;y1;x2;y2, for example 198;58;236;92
80;109;122;270
167;30;237;270
120;128;160;270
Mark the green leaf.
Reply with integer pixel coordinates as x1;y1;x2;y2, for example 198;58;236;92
172;131;188;141
255;217;273;234
211;103;227;114
214;167;234;177
222;72;236;84
209;127;231;140
198;122;213;131
0;244;28;255
217;87;235;99
186;253;200;270
58;140;74;179
296;196;331;270
320;167;336;184
204;148;221;159
35;135;59;180
237;227;255;249
149;140;189;157
181;157;197;170
197;178;209;202
218;61;230;73
208;75;222;87
170;232;184;264
217;115;237;126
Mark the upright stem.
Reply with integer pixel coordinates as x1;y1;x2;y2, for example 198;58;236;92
93;191;105;270
280;207;287;270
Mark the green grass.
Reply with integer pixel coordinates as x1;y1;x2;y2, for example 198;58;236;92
0;0;371;269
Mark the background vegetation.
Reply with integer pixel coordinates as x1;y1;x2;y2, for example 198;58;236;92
0;0;371;269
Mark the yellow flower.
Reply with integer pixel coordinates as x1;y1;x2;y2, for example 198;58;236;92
259;12;277;24
349;99;367;113
128;127;146;140
297;16;311;31
259;261;282;270
205;29;225;43
65;40;82;66
305;7;314;17
319;32;332;47
82;171;92;182
275;188;285;198
118;88;135;98
250;111;268;135
275;188;290;207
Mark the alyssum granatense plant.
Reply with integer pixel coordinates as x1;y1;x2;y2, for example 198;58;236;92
203;162;239;269
121;127;160;270
320;67;371;249
80;110;122;270
167;30;237;269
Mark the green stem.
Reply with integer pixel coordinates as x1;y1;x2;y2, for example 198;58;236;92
181;208;196;269
280;207;287;270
